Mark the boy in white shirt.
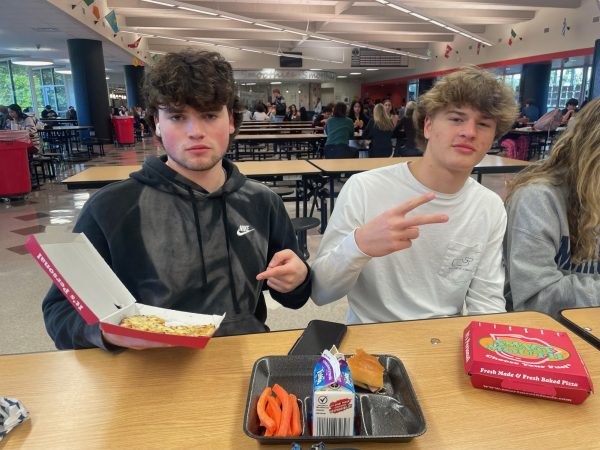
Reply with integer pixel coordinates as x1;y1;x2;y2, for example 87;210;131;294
311;66;517;324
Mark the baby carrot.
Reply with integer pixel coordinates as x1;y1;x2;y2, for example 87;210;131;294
289;393;302;437
272;384;291;436
257;387;276;435
266;395;282;433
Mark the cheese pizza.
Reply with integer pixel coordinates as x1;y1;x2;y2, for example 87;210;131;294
119;315;216;337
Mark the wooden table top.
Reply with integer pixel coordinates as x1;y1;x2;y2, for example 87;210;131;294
241;121;314;127
62;161;321;187
560;307;600;345
238;127;317;134
309;155;529;174
46;125;94;131
235;159;321;176
1;312;597;449
235;133;325;141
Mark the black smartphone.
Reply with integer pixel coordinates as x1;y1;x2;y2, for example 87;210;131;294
288;320;347;355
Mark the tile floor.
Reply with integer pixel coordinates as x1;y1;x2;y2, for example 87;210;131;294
0;137;515;355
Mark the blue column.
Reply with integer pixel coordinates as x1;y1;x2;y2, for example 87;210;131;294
67;39;111;140
590;39;600;100
124;65;145;109
519;63;551;115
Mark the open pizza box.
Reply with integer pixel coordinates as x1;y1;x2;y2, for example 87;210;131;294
25;230;224;348
463;321;593;404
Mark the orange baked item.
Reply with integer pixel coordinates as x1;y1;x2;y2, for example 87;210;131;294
347;348;385;390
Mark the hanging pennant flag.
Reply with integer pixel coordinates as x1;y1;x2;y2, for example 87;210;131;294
510;29;517;38
477;42;482;55
128;37;142;49
105;10;119;33
444;44;452;58
92;5;100;20
562;18;568;36
83;0;95;5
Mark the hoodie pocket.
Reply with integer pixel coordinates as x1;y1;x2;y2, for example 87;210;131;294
438;241;482;284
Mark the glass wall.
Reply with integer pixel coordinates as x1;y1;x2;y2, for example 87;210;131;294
0;60;72;115
547;64;592;110
407;81;418;101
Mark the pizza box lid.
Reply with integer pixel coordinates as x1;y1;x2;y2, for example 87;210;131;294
25;230;223;348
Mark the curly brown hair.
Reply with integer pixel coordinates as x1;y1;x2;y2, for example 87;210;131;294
143;49;243;142
413;66;517;152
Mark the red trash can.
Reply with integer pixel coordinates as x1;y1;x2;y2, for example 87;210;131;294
112;116;135;145
0;132;32;196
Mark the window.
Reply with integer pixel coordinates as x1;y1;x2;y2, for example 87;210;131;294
547;61;591;110
502;73;521;104
408;81;418;101
32;67;69;115
0;61;14;105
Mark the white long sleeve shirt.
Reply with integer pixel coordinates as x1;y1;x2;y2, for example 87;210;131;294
311;163;506;324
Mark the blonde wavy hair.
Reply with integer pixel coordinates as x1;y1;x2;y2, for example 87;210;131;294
506;96;600;263
372;103;395;131
414;65;517;151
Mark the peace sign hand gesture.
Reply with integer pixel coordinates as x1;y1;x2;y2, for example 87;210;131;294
354;192;449;257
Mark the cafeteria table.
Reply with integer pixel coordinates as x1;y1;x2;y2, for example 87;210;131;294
1;311;597;449
61;160;322;217
560;307;600;350
309;155;530;230
233;133;325;160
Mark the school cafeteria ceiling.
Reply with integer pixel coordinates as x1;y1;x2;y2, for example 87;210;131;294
111;0;582;74
0;0;583;84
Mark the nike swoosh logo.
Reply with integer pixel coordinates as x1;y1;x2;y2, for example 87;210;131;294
237;229;255;236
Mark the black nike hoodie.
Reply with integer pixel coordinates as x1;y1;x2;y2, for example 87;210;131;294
42;156;311;350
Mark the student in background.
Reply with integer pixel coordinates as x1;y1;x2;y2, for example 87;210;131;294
6;103;40;154
393;101;421;157
311;66;517;324
65;106;78;121
299;106;309;121
41;49;311;350
504;97;600;318
284;104;300;121
383;99;399;126
363;103;395;157
516;98;540;125
348;100;368;133
41;104;58;120
323;102;356;159
312;105;332;131
561;98;579;125
252;103;270;121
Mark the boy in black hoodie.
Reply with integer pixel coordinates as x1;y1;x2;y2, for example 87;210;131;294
42;50;311;350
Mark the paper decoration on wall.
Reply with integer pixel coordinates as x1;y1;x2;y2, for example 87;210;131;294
477;42;482;55
83;0;94;5
562;18;570;36
92;5;100;20
105;10;119;33
128;37;142;49
426;48;432;57
444;44;452;58
132;57;145;67
508;28;517;46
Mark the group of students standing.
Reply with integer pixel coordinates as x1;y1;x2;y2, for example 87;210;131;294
35;49;600;352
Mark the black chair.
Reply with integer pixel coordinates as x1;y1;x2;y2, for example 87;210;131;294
291;217;320;259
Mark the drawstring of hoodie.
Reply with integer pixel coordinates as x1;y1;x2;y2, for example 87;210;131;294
186;187;208;285
186;185;241;315
221;197;241;314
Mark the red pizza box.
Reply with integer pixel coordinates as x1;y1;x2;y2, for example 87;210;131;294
25;231;224;348
463;321;594;404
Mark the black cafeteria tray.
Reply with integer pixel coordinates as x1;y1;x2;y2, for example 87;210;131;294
243;354;427;444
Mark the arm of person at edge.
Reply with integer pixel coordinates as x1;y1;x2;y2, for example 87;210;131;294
256;195;311;306
505;186;600;317
463;200;507;315
311;175;448;305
